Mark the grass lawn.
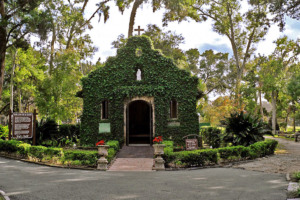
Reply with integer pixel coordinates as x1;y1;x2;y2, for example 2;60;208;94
286;126;300;132
274;135;295;141
275;142;288;154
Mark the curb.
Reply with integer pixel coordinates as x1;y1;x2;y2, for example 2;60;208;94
0;190;10;200
286;172;300;199
287;182;300;199
0;154;98;171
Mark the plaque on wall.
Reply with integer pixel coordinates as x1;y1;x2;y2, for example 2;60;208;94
99;123;111;133
12;113;33;139
167;121;180;127
185;138;198;151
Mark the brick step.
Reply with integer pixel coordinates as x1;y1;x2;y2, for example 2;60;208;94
108;146;154;171
108;158;154;171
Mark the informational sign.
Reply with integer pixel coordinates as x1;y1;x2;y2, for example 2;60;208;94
185;138;198;151
99;123;111;133
167;121;180;127
12;113;33;139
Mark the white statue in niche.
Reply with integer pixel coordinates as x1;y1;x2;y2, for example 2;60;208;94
136;69;142;81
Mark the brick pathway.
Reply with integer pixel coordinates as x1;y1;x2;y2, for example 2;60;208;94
108;146;154;171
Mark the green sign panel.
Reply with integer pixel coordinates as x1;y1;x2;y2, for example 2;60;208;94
99;123;111;133
167;121;180;127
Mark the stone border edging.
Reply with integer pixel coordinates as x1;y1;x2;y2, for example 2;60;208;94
0;154;98;171
286;173;300;199
0;190;10;200
1;152;269;172
165;155;263;171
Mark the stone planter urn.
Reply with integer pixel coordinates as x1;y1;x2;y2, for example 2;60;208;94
97;145;110;171
153;144;165;171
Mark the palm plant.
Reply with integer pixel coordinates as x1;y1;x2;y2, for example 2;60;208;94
222;111;269;146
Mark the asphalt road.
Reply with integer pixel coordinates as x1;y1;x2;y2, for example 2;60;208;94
0;157;287;200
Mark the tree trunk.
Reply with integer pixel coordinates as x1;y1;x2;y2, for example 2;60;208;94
18;88;22;113
0;33;6;101
49;21;56;75
259;88;264;119
271;91;277;135
254;88;258;115
235;69;242;108
0;0;6;100
10;50;16;112
285;108;289;132
293;101;296;133
128;0;143;38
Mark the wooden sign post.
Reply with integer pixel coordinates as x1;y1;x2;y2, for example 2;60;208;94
185;139;198;151
183;134;201;151
8;109;37;145
33;109;37;145
8;109;12;140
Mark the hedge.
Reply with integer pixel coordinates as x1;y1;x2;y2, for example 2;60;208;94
173;149;218;167
0;139;119;167
0;140;22;152
28;146;47;161
163;139;278;167
63;149;98;166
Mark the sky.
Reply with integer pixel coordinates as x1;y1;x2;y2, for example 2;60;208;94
84;0;300;63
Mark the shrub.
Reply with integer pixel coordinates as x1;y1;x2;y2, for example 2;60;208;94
163;139;277;167
107;148;116;163
0;139;119;167
174;149;218;167
222;111;270;146
162;141;175;164
59;124;80;143
36;118;59;144
0;139;22;152
70;160;82;166
200;127;222;148
0;125;8;139
29;146;47;161
63;150;98;166
248;139;278;158
44;147;63;157
17;143;31;156
106;140;120;151
291;172;300;182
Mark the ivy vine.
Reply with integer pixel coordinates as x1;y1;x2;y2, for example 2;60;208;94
80;36;202;146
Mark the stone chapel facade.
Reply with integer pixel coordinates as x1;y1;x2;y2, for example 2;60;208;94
80;36;202;146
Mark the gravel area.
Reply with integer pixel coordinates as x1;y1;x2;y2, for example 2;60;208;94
233;137;300;174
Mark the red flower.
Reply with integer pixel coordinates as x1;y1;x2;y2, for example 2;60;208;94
153;136;163;144
96;140;105;146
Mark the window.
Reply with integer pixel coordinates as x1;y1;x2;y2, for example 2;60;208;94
101;100;109;119
170;100;178;119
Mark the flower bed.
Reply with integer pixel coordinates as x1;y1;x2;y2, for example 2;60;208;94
0;139;119;168
163;139;278;168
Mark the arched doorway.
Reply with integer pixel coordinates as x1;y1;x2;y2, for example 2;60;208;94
127;100;152;145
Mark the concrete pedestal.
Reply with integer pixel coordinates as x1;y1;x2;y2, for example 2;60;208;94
97;156;108;171
153;155;165;171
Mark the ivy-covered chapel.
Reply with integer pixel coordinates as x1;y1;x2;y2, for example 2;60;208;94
80;36;202;146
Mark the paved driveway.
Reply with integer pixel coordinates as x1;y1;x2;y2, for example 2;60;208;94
234;137;300;174
0;157;287;200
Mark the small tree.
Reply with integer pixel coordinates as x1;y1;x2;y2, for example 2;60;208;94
222;111;268;146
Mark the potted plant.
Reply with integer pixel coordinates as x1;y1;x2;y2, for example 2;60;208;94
153;136;165;155
96;140;110;170
152;136;165;171
96;140;109;156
